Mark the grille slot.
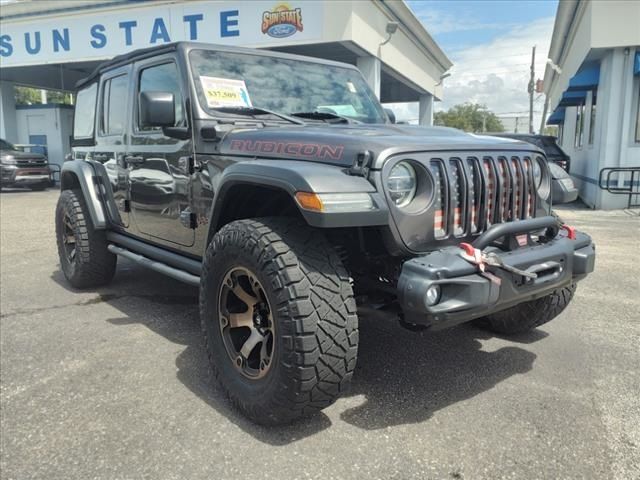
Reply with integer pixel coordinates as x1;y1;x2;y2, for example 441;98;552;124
482;158;497;227
429;160;447;239
15;158;46;167
449;159;466;236
465;158;481;233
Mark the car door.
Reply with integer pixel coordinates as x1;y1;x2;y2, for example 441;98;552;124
128;57;194;247
93;66;131;228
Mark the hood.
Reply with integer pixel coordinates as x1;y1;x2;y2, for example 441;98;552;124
0;149;46;160
218;124;543;168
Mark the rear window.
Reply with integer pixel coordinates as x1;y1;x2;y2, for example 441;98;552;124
101;75;128;135
73;83;97;139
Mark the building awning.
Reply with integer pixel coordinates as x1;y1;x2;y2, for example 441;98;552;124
558;90;586;107
567;63;600;91
547;107;566;125
634;51;640;76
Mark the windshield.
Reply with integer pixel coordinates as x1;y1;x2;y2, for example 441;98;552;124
189;49;386;124
0;139;16;151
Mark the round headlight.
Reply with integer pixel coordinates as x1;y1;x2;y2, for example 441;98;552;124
533;157;551;200
388;162;417;207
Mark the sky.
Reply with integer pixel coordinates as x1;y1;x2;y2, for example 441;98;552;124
388;0;559;130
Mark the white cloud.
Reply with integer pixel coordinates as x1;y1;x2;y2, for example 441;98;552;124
409;6;517;36
386;16;554;132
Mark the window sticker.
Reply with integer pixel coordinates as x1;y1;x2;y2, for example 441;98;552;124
199;76;252;108
346;81;357;93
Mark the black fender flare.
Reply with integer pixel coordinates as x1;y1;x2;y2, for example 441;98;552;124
60;160;119;229
206;159;389;244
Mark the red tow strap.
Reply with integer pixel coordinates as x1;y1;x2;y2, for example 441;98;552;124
560;224;576;240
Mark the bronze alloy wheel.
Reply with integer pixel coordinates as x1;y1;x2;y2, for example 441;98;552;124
218;267;274;379
62;213;78;264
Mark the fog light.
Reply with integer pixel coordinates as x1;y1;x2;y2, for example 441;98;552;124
425;285;441;306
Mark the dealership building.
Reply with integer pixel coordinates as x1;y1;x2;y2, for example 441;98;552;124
543;0;640;209
0;0;451;169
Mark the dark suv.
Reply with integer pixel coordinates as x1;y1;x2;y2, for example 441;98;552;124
0;139;51;190
488;133;571;172
55;42;595;425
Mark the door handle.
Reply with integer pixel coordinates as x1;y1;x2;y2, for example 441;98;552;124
124;155;145;166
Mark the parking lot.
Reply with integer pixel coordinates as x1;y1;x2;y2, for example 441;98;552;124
0;189;638;480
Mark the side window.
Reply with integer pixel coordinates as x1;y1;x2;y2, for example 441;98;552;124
138;62;184;131
73;83;97;139
101;74;128;135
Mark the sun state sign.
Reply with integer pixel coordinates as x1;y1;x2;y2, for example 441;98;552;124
0;1;323;68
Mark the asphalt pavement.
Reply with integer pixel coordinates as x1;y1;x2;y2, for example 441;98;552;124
1;189;638;480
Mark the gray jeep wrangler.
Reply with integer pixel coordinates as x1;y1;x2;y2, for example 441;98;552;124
56;42;595;425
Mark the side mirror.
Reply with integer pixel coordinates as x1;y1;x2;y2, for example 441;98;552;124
139;91;175;128
384;108;396;124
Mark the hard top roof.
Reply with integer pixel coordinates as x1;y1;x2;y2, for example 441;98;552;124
75;41;359;90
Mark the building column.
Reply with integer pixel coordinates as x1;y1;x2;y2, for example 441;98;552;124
0;81;18;142
419;93;434;126
357;56;381;99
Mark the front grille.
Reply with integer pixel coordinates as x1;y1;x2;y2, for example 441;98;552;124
430;154;537;237
15;158;47;167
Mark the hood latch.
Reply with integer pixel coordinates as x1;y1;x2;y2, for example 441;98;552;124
349;150;373;177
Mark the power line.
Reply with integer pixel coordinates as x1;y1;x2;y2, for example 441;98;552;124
451;70;530;77
495;111;542;115
452;52;535;62
450;63;531;73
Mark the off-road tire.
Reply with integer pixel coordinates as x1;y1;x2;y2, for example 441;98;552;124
200;217;359;425
474;284;577;334
55;189;117;288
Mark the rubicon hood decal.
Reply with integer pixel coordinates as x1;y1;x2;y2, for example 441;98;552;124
218;124;542;167
230;139;344;161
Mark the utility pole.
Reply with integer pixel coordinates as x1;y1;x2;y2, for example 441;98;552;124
528;45;536;134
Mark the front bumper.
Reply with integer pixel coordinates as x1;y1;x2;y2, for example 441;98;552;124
1;165;50;186
397;216;595;329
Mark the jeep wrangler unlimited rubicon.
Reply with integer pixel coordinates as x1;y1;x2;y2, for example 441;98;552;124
56;42;595;425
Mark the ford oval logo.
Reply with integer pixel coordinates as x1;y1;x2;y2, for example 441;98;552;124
267;23;297;38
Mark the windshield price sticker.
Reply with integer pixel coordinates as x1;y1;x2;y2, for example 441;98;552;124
199;76;252;108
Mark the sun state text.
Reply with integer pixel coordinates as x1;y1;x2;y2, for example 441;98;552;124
0;11;240;58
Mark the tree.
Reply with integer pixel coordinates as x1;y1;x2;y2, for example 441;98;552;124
14;86;72;105
434;103;504;133
14;86;41;105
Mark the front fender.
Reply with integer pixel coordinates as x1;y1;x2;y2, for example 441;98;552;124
209;159;389;232
60;160;108;229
